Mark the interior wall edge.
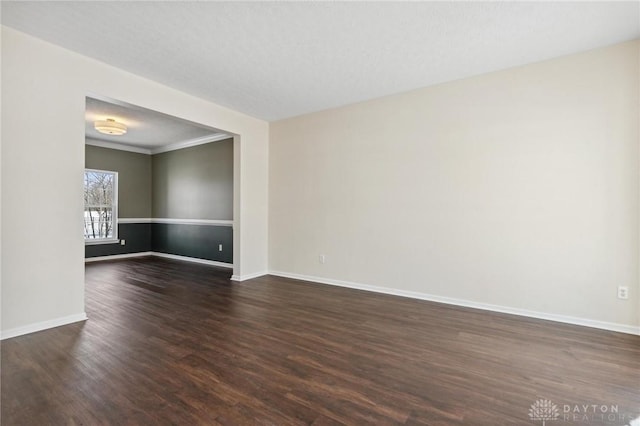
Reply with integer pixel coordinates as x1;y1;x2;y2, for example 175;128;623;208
2;26;269;332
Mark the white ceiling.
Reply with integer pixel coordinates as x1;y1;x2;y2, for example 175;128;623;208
86;97;224;152
3;2;640;121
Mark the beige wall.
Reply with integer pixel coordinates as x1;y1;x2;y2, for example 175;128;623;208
270;40;640;330
152;139;233;220
85;142;152;218
1;27;269;334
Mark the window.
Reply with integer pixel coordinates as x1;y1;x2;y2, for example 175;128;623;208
84;169;118;243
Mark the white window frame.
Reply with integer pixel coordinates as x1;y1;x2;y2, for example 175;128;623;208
84;168;119;245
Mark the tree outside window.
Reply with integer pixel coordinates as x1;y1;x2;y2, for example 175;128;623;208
84;169;118;241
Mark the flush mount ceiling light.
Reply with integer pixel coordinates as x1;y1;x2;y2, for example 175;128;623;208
94;118;127;136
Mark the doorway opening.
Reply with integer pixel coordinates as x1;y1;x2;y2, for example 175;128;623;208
83;95;237;272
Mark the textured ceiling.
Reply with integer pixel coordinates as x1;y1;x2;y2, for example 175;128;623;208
86;97;222;150
3;2;640;121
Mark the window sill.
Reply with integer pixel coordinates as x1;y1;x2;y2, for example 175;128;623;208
85;239;120;246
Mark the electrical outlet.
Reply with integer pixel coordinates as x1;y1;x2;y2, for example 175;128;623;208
617;286;629;300
218;244;223;252
120;240;126;246
319;254;326;264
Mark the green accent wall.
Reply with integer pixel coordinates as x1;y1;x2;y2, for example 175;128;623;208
85;143;152;218
151;224;232;263
85;223;152;257
152;138;233;220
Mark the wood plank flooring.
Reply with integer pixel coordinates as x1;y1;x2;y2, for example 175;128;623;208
2;257;639;425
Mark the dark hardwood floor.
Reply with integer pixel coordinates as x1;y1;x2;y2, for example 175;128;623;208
2;257;639;425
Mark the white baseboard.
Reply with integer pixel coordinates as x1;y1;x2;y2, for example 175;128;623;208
85;252;153;262
85;251;233;269
150;252;233;269
268;270;640;336
231;271;268;282
1;313;88;340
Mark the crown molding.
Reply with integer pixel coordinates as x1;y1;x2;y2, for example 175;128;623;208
85;138;152;154
85;133;232;156
150;133;232;155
